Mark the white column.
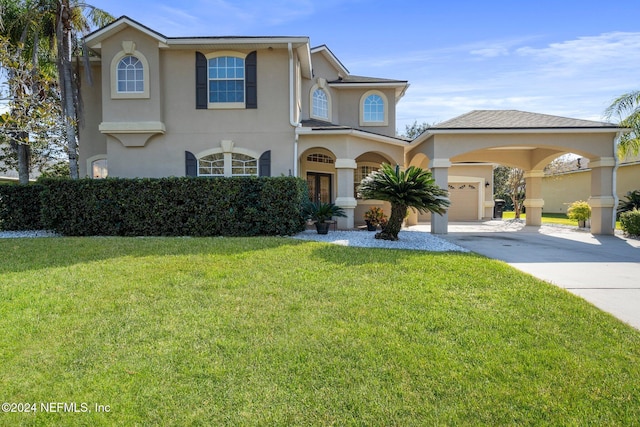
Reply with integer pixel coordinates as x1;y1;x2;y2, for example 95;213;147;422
524;170;545;226
429;158;451;234
334;158;357;229
588;157;616;235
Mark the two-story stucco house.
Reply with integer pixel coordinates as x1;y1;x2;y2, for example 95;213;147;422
80;16;623;235
80;16;418;230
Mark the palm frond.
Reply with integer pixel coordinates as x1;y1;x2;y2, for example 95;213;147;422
358;164;450;215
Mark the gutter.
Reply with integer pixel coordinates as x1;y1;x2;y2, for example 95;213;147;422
612;133;621;231
288;42;300;176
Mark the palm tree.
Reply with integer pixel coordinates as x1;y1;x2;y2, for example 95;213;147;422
1;0;58;184
358;164;450;241
1;0;112;180
53;0;112;178
604;90;640;159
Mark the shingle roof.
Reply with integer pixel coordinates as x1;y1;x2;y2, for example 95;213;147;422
300;119;351;130
432;110;618;129
329;75;408;85
299;120;409;142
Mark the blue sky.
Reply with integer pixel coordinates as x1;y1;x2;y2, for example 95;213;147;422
87;0;640;133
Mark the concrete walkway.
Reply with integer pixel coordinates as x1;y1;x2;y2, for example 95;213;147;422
409;221;640;330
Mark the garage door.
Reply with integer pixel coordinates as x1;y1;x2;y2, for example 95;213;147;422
447;183;479;221
418;182;480;222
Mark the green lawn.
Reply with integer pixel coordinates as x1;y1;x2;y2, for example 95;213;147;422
1;237;639;426
502;211;623;229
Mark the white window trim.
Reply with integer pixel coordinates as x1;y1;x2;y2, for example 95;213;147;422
87;154;108;179
196;144;259;177
309;84;332;121
206;51;247;110
359;90;388;126
110;48;150;99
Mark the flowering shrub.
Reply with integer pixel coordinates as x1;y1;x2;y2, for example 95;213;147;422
364;206;388;226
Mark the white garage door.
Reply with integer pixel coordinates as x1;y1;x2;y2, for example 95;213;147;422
418;182;480;222
447;183;479;221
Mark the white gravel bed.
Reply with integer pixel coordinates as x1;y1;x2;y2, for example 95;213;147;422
0;230;60;238
291;228;469;252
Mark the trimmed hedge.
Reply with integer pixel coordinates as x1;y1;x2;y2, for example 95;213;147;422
37;177;307;236
0;184;44;230
620;209;640;237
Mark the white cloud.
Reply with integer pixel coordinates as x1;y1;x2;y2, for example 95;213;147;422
390;32;640;130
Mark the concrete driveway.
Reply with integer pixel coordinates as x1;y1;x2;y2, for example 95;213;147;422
411;221;640;330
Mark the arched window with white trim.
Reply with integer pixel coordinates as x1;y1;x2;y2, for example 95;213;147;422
312;89;329;120
197;144;259;177
117;55;144;93
360;90;388;126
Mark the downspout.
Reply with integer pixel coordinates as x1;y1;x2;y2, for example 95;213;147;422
288;42;299;177
612;132;621;231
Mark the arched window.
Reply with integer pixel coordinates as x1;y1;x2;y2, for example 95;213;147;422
360;91;388;126
117;55;144;93
91;158;108;179
110;43;149;99
312;89;329;119
197;148;258;177
198;153;225;176
363;94;384;122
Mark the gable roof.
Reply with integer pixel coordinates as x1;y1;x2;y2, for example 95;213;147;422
84;16;168;47
432;110;619;130
83;16;312;78
311;45;349;77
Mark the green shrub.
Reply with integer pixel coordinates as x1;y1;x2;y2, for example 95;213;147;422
0;184;44;230
620;209;640;237
39;177;307;236
617;190;640;218
567;200;591;221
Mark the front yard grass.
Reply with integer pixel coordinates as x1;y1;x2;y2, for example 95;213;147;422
1;237;639;425
502;211;623;229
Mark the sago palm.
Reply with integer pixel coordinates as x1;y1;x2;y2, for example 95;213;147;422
358;164;450;241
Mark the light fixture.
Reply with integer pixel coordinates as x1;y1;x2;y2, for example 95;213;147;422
485;182;491;187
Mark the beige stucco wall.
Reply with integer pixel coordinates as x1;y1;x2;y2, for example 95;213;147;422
334;88;397;137
303;52;340;123
302;52;398;138
99;27;162;124
543;162;640;213
81;28;307;177
78;63;105;177
409;132;618;169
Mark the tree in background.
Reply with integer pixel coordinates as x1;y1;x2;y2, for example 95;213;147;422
493;165;525;217
0;0;112;180
52;0;112;178
505;168;525;218
403;120;438;139
604;90;640;159
358;164;450;241
0;36;65;183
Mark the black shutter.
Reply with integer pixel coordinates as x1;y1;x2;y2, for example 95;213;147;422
185;151;197;177
195;52;207;109
259;150;271;177
245;51;257;109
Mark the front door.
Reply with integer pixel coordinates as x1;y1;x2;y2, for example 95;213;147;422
307;173;332;203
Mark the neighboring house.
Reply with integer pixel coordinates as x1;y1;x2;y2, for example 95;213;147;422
80;17;624;234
